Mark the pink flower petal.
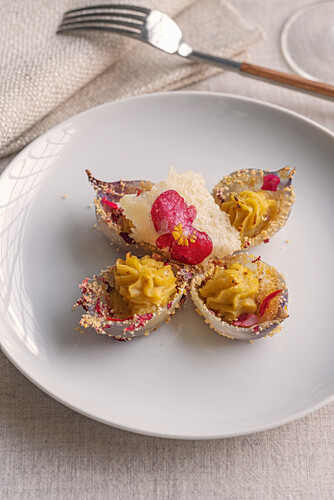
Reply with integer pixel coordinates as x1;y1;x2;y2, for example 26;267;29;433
156;233;174;249
261;174;280;191
170;230;213;265
101;197;119;209
151;190;212;264
259;289;283;317
151;190;196;233
232;313;259;327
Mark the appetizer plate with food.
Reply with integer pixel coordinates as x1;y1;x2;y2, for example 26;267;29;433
0;91;334;439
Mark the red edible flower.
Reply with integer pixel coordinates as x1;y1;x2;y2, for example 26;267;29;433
156;233;174;249
151;190;196;233
261;174;280;191
101;197;118;210
151;190;212;265
263;238;270;243
230;289;283;328
232;313;259;327
259;289;283;317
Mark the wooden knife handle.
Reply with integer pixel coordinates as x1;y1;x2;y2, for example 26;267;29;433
240;62;334;100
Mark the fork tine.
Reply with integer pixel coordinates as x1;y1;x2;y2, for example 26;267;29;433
64;4;150;17
56;23;141;38
62;11;145;23
59;16;143;32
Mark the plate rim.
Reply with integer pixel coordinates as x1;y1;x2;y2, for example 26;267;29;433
1;90;334;439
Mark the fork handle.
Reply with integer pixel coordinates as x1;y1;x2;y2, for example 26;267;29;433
240;62;334;100
188;50;334;101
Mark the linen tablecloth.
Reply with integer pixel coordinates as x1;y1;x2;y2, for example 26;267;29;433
0;0;262;156
1;0;334;498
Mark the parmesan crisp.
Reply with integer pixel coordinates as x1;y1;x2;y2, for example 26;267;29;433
120;167;240;259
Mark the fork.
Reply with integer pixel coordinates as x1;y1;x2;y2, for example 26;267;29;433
57;4;334;101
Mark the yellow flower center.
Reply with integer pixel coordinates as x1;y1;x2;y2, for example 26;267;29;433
172;223;197;247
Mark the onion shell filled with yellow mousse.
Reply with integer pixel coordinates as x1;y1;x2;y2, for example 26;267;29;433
212;167;295;248
190;253;288;341
75;253;189;340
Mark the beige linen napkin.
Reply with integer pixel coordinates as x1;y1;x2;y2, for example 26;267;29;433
0;0;263;158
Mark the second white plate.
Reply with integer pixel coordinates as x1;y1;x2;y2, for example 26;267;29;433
1;91;334;439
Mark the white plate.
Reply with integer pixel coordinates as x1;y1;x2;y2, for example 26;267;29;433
1;92;334;439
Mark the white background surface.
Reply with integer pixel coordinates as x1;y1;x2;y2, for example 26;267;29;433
1;0;334;498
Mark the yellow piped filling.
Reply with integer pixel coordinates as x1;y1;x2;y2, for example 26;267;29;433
108;288;133;319
199;263;259;322
114;253;176;315
220;190;277;240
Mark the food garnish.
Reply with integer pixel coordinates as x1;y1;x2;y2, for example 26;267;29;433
151;190;213;265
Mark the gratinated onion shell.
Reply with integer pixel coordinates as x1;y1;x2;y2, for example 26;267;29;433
75;259;189;340
86;169;155;254
212;167;295;247
190;253;288;341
